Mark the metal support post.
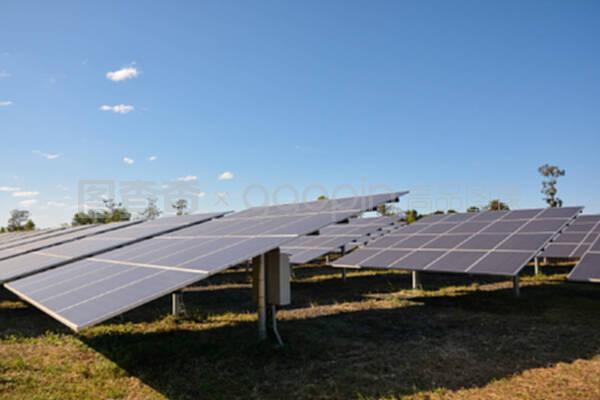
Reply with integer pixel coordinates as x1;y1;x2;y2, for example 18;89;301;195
340;246;347;282
412;271;421;290
257;254;267;340
534;258;540;275
513;276;520;298
171;291;186;317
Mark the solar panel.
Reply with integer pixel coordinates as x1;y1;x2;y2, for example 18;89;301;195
566;216;600;283
281;216;406;264
332;207;582;277
5;192;408;331
0;212;229;283
344;215;404;226
7;259;203;331
0;226;93;252
543;215;600;258
0;223;138;262
568;254;600;283
0;228;64;246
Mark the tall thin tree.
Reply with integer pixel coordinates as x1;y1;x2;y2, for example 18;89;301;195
142;197;162;220
539;164;566;207
172;199;188;216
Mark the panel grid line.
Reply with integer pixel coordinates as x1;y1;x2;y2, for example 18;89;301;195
333;207;582;277
567;219;600;282
56;269;171;313
281;217;404;264
74;273;204;330
461;208;546;273
0;212;228;284
38;265;149;304
393;212;498;270
364;213;480;268
24;262;117;296
569;219;600;258
152;211;358;268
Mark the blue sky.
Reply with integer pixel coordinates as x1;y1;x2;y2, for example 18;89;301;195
1;1;599;227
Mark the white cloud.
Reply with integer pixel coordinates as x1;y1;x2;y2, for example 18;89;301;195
56;184;69;191
218;171;234;181
33;150;61;160
13;191;40;198
19;199;37;207
106;65;139;82
100;104;134;114
123;157;135;165
177;175;197;182
148;155;157;161
0;101;13;107
197;192;206;198
47;201;66;207
0;71;10;79
0;186;20;192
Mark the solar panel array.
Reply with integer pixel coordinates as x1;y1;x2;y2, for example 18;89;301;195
333;207;582;277
281;216;405;264
0;225;93;254
6;192;407;331
0;228;64;247
0;212;228;284
543;215;600;258
0;223;141;262
566;216;600;283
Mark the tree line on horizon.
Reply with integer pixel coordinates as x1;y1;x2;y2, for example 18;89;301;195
375;164;565;223
0;164;567;232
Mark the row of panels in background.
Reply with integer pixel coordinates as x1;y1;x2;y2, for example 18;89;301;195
281;215;406;264
332;208;599;283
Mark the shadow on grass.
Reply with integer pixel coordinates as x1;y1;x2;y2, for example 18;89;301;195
3;265;600;399
77;278;600;400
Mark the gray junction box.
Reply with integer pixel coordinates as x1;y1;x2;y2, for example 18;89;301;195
252;249;291;306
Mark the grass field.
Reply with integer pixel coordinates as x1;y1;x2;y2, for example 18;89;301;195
1;261;600;399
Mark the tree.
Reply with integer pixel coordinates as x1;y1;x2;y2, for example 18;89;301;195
23;220;36;231
172;199;188;216
103;198;131;222
377;203;398;217
447;209;457;214
486;199;510;211
0;227;6;233
72;211;93;225
466;206;480;213
71;198;131;225
317;195;328;201
142;198;162;220
103;198;117;213
539;164;566;208
72;209;109;225
404;210;420;224
7;210;31;231
110;207;131;222
433;210;445;215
